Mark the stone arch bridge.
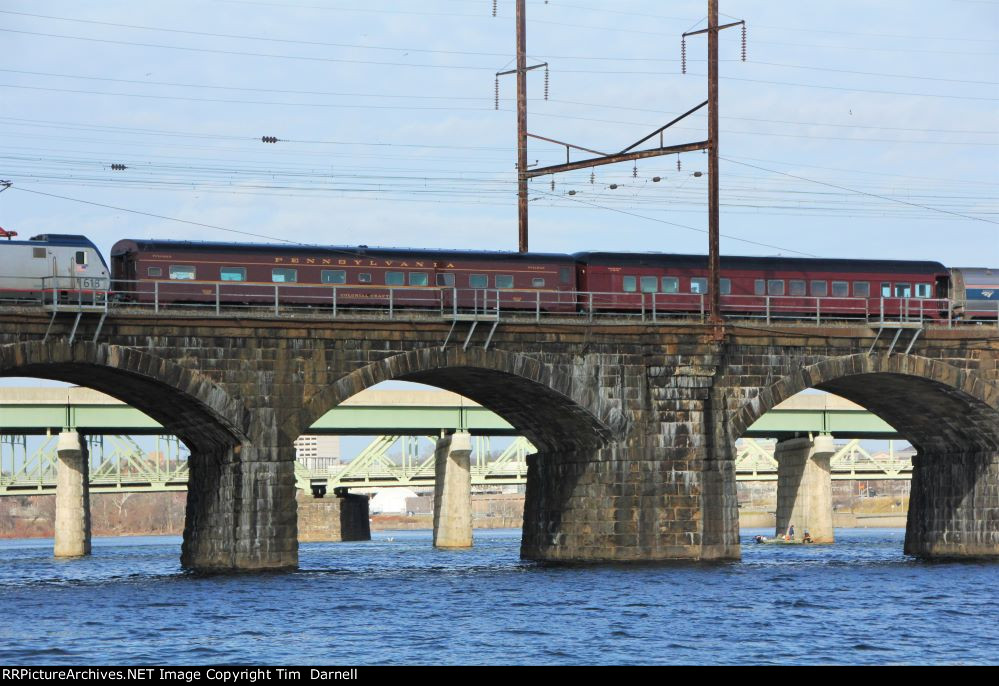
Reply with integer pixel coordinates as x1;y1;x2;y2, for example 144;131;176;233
1;311;996;570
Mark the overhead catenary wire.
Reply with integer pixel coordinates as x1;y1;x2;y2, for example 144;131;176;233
720;157;999;226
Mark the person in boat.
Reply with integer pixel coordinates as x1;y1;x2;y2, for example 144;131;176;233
803;531;813;544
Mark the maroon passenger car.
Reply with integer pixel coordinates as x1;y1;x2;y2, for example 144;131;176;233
110;240;578;312
574;252;950;319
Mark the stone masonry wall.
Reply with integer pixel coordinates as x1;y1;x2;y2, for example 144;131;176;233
2;311;996;567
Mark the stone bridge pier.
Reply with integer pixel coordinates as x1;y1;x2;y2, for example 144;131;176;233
727;352;999;558
2;312;997;570
773;435;836;543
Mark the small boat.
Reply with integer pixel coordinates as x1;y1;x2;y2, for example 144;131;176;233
753;536;812;545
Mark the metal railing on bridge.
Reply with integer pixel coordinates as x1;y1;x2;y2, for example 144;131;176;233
1;275;996;328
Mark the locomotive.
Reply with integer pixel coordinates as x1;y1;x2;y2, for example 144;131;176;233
0;233;110;299
0;233;995;321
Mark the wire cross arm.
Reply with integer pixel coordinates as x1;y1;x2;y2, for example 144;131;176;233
523;140;709;179
682;19;745;38
617;100;709;155
495;62;547;77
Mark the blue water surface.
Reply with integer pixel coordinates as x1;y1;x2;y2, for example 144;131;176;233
0;528;996;665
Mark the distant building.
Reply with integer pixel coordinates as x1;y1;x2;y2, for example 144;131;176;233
294;435;341;472
370;488;419;514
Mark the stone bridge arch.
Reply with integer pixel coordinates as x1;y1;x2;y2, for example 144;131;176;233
294;344;740;563
0;340;250;450
727;353;999;556
295;346;624;452
0;340;293;571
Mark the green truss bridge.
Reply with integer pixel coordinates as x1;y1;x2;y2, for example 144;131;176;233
0;388;909;495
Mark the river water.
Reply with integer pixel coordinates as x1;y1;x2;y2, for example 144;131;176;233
0;528;996;665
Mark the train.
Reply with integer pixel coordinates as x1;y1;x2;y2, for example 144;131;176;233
0;233;996;321
0;233;111;299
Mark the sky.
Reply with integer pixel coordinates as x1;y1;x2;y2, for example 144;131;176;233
0;0;996;268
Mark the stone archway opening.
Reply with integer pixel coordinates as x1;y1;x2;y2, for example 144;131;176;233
736;388;917;544
294;379;550;548
294;348;621;558
0;377;193;545
0;342;272;571
729;355;999;557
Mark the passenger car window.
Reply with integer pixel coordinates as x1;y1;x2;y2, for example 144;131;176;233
560;267;571;284
811;281;827;297
755;279;766;296
436;273;455;287
640;276;658;293
272;268;297;283
386;272;405;286
410;272;429;287
33;248;46;259
767;280;784;296
853;282;870;298
881;282;892;297
532;277;545;288
894;283;912;298
789;280;806;296
690;278;708;294
661;277;679;294
358;273;372;284
832;281;849;297
622;276;637;293
321;270;346;284
720;278;731;295
147;267;162;278
220;267;246;281
495;275;514;289
75;251;87;266
169;265;196;280
470;274;488;288
915;283;931;298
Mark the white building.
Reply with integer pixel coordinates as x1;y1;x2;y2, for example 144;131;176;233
294;435;341;472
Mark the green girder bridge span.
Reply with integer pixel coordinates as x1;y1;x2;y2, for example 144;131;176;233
0;388;908;494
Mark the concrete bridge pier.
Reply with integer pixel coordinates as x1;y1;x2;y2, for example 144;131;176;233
773;434;835;543
54;430;91;558
905;450;999;557
433;431;473;549
181;442;299;571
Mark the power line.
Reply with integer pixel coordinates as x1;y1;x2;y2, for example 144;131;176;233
0;68;492;101
7;185;337;247
533;189;820;257
721;157;999;226
0;9;686;63
4;82;994;149
7;27;998;99
6;69;996;134
0;28;499;71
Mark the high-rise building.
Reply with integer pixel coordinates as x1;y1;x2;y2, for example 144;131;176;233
294;435;342;472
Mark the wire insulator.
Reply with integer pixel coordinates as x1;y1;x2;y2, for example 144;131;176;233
633;163;638;179
681;37;686;74
590;170;595;184
494;76;500;110
492;0;497;17
551;177;555;191
677;155;681;172
741;24;747;61
544;65;550;100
